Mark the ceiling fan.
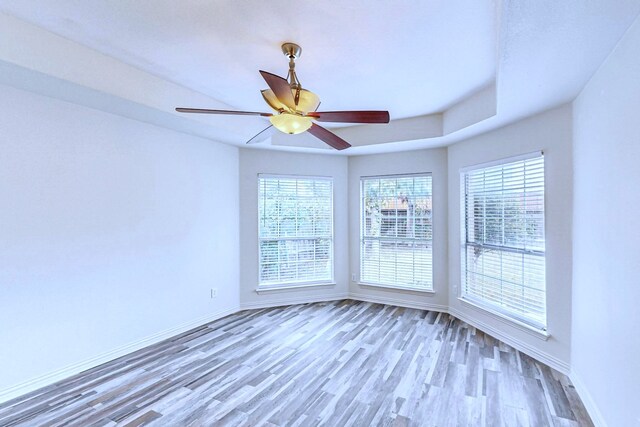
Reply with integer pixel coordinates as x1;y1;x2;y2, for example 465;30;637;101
175;43;390;150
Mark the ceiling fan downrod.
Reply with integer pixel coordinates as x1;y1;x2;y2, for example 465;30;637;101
282;42;302;91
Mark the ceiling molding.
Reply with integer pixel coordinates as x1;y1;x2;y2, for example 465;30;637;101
443;83;496;135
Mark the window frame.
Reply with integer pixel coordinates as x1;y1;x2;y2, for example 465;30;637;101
459;152;547;331
359;172;434;292
257;174;335;289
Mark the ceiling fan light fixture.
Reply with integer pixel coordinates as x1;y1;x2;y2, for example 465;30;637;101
261;89;320;114
175;42;389;150
269;113;313;135
293;89;320;114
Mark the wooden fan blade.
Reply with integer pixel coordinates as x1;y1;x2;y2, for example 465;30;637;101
307;123;351;150
307;110;390;123
246;125;275;145
259;71;296;110
175;108;271;117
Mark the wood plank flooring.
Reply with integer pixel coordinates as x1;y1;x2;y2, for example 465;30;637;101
0;300;594;426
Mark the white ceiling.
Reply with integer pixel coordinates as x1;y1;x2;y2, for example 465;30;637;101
0;0;639;154
0;0;496;118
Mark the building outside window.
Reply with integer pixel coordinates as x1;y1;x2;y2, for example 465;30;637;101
360;173;433;290
258;175;333;287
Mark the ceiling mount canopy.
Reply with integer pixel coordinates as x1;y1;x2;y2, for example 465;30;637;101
175;42;390;150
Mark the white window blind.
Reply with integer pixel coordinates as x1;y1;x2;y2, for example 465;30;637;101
258;175;333;286
360;174;433;290
461;154;546;329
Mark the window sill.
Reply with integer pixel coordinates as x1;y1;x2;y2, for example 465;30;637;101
457;297;550;341
255;282;336;294
358;282;435;294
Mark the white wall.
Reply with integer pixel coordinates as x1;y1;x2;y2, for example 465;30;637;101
347;149;449;310
0;84;240;398
447;105;574;371
238;149;349;308
572;15;640;427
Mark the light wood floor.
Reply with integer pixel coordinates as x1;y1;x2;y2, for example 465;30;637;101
0;300;593;426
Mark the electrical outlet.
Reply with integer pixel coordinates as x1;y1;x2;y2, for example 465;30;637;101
351;274;356;282
210;288;218;299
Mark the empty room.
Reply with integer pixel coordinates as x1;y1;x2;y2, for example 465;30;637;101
0;1;638;426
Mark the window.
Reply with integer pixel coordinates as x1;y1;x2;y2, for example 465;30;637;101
461;153;546;329
360;174;433;290
258;175;333;287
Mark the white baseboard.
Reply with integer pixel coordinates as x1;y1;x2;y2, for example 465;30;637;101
449;306;570;375
349;292;449;312
239;292;349;310
0;305;239;405
570;369;607;427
